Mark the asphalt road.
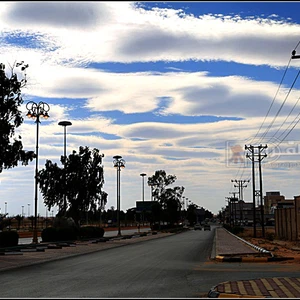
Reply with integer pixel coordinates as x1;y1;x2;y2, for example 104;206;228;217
2;227;300;298
0;229;214;298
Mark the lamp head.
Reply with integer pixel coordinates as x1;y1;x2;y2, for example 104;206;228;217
58;121;72;127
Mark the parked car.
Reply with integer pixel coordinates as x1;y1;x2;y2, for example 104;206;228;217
194;224;202;230
203;224;211;231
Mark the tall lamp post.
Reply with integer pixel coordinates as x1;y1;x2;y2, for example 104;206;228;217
140;173;147;226
4;202;7;216
113;155;126;236
26;101;50;244
58;120;72;215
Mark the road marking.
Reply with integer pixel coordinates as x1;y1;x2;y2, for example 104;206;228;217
249;280;263;296
273;277;294;297
260;278;273;293
237;281;247;295
284;278;300;296
224;282;232;293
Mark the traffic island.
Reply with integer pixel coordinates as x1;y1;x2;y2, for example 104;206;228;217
215;255;294;262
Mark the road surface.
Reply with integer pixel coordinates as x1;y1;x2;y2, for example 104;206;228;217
2;227;300;298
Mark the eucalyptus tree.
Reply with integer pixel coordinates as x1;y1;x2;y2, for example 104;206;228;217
147;170;184;225
0;61;35;173
38;146;107;226
147;170;177;201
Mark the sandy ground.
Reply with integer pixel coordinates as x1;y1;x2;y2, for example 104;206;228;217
238;228;300;264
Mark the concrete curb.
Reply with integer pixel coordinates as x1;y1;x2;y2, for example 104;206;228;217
215;255;294;262
208;288;265;298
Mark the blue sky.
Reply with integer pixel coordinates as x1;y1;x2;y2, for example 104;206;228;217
1;1;300;217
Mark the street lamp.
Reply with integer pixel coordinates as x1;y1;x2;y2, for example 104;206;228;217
4;202;7;216
28;203;30;217
113;155;126;236
26;100;50;244
140;173;147;226
58;120;72;215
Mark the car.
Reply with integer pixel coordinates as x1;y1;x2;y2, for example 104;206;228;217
194;224;202;230
203;224;211;231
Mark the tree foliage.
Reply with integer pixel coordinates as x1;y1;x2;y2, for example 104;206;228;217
0;61;35;173
147;170;184;225
38;146;107;226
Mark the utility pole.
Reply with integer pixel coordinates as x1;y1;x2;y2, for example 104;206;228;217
245;144;267;238
258;145;267;237
225;197;232;226
229;192;238;226
245;145;257;238
231;179;250;224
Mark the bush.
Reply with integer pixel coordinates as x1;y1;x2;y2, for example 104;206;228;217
79;226;104;239
41;227;78;242
266;232;275;241
0;231;19;247
41;227;58;242
57;227;78;241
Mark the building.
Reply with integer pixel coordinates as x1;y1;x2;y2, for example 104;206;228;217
264;191;285;214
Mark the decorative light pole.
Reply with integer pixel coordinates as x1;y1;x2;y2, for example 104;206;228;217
140;173;147;226
58;120;72;215
26;101;50;244
113;155;125;236
28;203;30;217
4;202;7;216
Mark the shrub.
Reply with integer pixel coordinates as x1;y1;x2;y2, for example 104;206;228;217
266;232;275;241
0;231;19;247
57;227;77;241
41;227;57;242
79;226;104;239
41;227;78;242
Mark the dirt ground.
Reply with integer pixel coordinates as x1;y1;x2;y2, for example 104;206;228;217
237;227;300;264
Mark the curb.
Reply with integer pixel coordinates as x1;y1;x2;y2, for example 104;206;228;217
215;255;294;262
208;288;265;298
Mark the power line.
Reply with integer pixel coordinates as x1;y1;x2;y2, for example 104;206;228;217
257;67;300;144
250;58;292;144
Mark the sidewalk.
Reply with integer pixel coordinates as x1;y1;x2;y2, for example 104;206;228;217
208;227;300;298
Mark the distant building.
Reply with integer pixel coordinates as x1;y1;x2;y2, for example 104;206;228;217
264;191;285;214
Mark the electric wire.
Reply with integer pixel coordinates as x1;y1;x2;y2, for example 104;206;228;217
266;93;300;144
228;41;300;202
250;40;300;145
249;57;292;144
257;65;299;144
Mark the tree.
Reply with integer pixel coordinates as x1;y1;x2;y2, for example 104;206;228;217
147;170;176;201
14;214;24;230
37;146;107;226
186;203;198;226
147;170;184;225
0;61;35;173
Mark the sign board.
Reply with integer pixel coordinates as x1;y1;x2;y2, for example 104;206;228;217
136;201;155;213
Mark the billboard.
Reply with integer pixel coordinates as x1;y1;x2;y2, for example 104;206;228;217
136;201;155;213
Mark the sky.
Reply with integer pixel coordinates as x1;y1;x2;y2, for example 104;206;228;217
1;1;300;217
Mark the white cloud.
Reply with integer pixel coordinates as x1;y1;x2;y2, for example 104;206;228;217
1;2;300;216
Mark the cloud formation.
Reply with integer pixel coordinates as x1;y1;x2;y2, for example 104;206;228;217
1;2;300;216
